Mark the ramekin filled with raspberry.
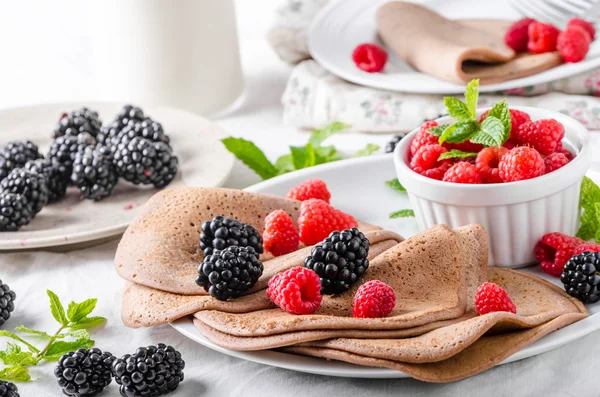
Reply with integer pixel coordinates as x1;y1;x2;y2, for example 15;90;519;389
394;107;590;268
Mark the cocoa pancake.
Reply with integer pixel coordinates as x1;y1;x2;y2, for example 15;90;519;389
120;233;402;328
376;2;563;84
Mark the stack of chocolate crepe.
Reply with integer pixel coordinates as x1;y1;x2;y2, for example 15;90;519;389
115;187;587;382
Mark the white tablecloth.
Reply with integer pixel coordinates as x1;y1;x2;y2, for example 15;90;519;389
0;1;597;396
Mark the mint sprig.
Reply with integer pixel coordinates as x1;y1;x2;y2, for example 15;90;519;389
385;178;406;193
438;150;478;161
577;176;600;241
0;290;106;382
389;209;415;218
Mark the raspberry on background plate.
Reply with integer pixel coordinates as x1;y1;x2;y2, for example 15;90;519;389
475;282;517;315
267;266;322;315
442;162;482;184
527;21;560;53
476;146;509;184
409;144;452;180
504;18;536;51
498;146;545;182
353;280;396;318
558;25;591;63
352;43;388;73
287;178;331;203
263;210;299;257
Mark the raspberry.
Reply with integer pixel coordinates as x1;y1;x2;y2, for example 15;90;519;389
535;232;584;276
544;152;570;174
267;267;322;315
442;162;482;184
498;146;545;182
514;119;564;155
352;280;396;318
558;25;591;63
555;142;574;160
567;18;595;40
297;199;358;245
480;109;531;144
410;121;439;156
475;146;509;184
352;43;388;73
263;210;299;257
409;144;453;180
573;242;600;256
504;18;536;51
287;179;331;203
475;282;517;315
527;22;560;53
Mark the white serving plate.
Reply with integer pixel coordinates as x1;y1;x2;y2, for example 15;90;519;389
171;154;600;379
308;0;600;94
0;101;234;250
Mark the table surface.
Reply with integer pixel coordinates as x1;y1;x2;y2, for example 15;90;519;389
0;1;598;396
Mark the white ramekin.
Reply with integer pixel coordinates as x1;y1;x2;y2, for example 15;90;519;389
394;106;591;268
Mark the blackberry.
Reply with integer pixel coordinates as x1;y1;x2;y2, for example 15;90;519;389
71;146;118;201
304;228;370;295
199;216;264;257
196;246;263;300
112;343;185;397
53;107;102;139
97;105;145;145
25;158;68;202
111;136;178;188
54;348;116;397
0;156;14;182
0;381;19;397
0;168;48;214
0;280;16;326
110;118;170;146
0;193;33;231
0;140;42;169
385;135;403;153
561;252;600;304
47;133;97;180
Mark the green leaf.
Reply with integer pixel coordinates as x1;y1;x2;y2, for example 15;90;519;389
43;338;95;358
14;326;53;339
465;79;480;118
314;146;339;164
469;116;507;147
274;154;294;175
308;122;350;147
63;329;91;340
0;365;30;382
580;176;600;212
221;137;278;180
353;144;379;157
385;178;406;193
438;149;478;161
67;299;97;323
486;99;511;136
444;97;472;121
439;120;478;144
576;177;600;240
577;207;597;241
47;290;68;326
389;209;415;219
290;144;316;170
67;316;106;330
427;124;452;137
0;343;37;366
594;202;600;242
0;331;40;353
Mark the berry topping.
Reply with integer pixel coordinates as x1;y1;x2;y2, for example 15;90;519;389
297;199;357;246
267;266;322;315
535;232;584;276
475;146;509;183
1;168;49;215
263;210;299;257
0;192;33;232
54;348;115;397
442;161;482;184
199;216;263;257
498;146;545;182
475;282;517;315
574;242;600;256
558;25;591;63
352;43;388;73
504;18;536;51
196;246;263;301
287;179;331;203
543;152;570;174
304;228;369;295
352;280;396;318
567;17;595;40
385;135;403;153
410;121;439;156
527;22;560;53
409;144;453;180
561;252;600;303
0;280;16;326
514;119;564;155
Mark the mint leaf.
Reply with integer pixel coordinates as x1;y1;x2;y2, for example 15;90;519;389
0;343;37;366
314;146;339;164
576;177;600;240
439;120;478;144
385;178;406;193
221;137;278;180
290;144;316;170
580;176;600;211
353;144;379;157
465;79;480;118
486;99;511;135
438;149;478;161
0;331;40;353
470;116;507;147
14;326;53;339
63;329;91;340
67;316;106;330
47;290;68;326
428;124;452;137
389;209;415;219
444;97;471;120
308;122;350;147
577;207;597;241
0;365;30;382
274;154;294;175
44;338;95;359
67;299;97;323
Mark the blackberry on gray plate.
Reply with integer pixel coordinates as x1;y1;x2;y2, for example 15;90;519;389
97;105;145;145
0;381;19;397
0;168;48;215
304;228;370;295
385;135;403;153
110;118;170;146
71;145;118;201
0;280;16;326
0;156;14;182
111;136;178;188
112;344;185;397
199;216;263;257
561;251;600;304
0;140;42;169
53;107;102;139
47;133;97;180
25;158;68;202
54;348;116;397
0;193;33;231
196;245;263;300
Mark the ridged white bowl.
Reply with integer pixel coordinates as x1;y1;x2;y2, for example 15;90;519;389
394;107;591;268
